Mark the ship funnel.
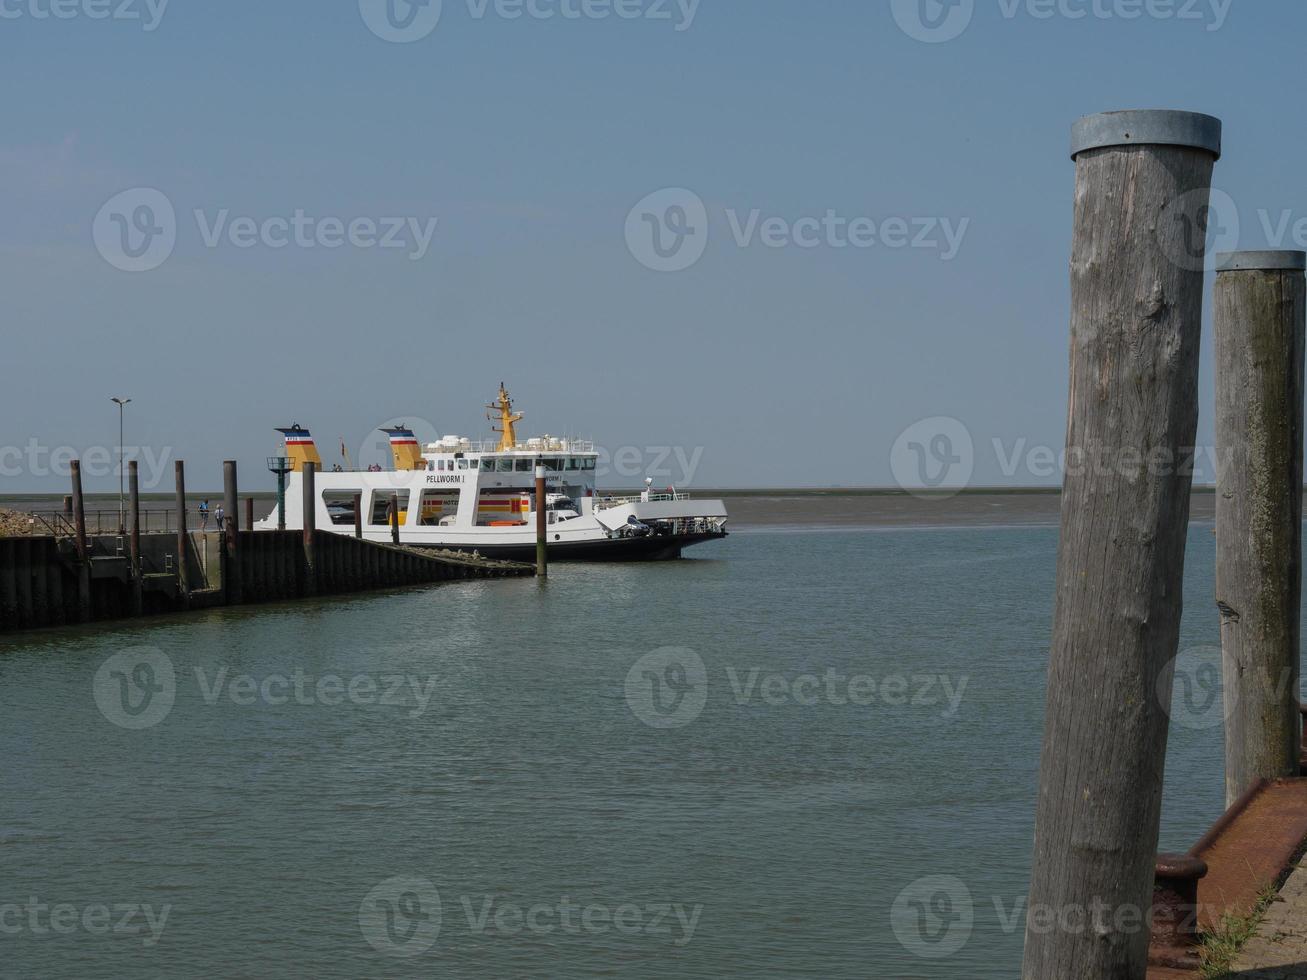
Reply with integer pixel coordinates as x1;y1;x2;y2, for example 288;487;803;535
276;425;322;473
381;425;425;471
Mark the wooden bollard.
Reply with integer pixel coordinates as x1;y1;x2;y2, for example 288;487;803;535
302;462;317;595
245;497;255;536
390;494;400;546
128;460;143;616
1214;249;1307;804
174;460;189;602
224;461;240;604
69;459;91;622
535;463;548;578
353;492;363;540
1023;110;1221;980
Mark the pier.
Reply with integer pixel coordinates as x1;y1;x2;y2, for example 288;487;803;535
0;459;533;636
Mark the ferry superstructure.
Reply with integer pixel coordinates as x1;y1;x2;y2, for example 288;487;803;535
255;386;728;561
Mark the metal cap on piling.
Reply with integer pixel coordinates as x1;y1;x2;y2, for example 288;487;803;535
1070;110;1222;161
1215;250;1307;273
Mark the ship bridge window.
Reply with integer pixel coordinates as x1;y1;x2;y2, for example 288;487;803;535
565;458;580;471
496;458;514;473
457;459;470;470
515;459;532;473
582;458;596;471
543;458;563;472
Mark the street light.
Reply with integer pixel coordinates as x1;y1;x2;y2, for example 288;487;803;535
267;455;294;531
111;397;132;535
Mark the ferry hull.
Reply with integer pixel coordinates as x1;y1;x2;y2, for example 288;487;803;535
417;531;728;563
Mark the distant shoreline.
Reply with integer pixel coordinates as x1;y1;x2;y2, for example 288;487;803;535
0;485;1227;503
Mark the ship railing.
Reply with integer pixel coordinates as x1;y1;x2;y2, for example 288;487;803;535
424;440;598;455
595;491;693;508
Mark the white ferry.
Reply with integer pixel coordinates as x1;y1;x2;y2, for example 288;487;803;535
255;386;729;561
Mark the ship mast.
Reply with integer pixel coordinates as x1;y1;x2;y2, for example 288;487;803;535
487;383;523;452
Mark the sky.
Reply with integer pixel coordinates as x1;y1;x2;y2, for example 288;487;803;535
1;0;1301;492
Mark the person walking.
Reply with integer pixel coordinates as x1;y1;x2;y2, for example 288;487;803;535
215;504;225;533
199;499;210;531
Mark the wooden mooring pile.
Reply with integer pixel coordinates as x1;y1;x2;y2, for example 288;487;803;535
0;458;532;635
1023;110;1307;979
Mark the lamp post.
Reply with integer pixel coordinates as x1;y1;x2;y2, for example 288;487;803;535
267;456;293;531
111;397;131;534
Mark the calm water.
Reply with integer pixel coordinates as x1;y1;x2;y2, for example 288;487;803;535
0;524;1245;977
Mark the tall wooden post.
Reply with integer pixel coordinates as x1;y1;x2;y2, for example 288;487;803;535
224;461;240;604
1214;250;1307;805
1023;110;1221;980
353;492;363;540
70;459;91;622
128;460;143;615
174;460;189;602
535;463;548;578
244;497;255;536
390;493;401;545
302;462;317;595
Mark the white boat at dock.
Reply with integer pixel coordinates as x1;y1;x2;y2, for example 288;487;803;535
256;386;729;561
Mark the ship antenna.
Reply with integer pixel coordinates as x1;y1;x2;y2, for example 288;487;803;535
486;382;523;452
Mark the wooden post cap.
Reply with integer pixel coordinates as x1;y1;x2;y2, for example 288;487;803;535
1071;110;1222;160
1216;250;1307;273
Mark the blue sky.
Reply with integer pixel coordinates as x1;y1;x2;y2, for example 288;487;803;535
1;0;1301;491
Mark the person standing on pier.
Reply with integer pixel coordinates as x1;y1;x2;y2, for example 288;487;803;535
199;499;210;530
215;503;225;533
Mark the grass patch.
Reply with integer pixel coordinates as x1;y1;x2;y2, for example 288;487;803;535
1198;884;1279;979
